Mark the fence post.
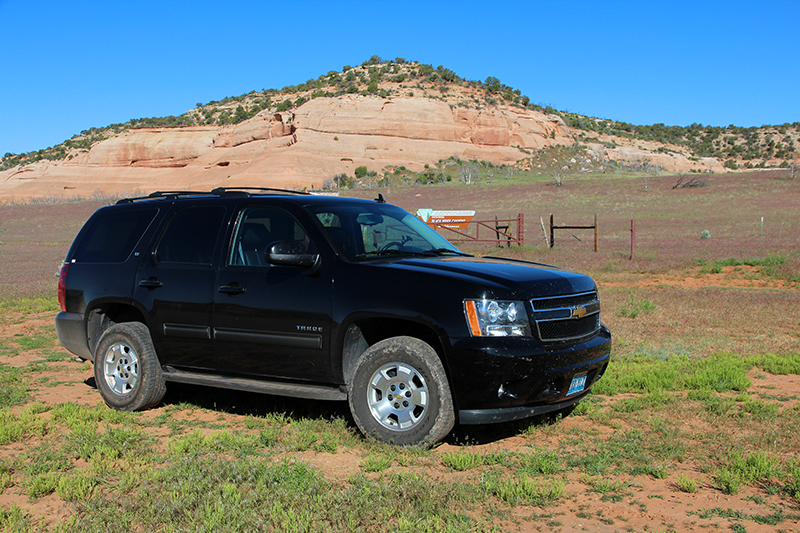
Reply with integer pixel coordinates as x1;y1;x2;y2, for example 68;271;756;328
594;213;598;252
549;213;554;248
494;215;510;247
518;213;524;246
539;216;548;246
630;219;636;260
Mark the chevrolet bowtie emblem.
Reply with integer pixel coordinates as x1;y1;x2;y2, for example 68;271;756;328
572;305;587;319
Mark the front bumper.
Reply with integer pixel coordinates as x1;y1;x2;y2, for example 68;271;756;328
448;326;611;424
55;311;92;360
460;390;591;424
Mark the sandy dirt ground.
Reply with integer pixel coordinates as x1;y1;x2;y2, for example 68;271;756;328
1;270;799;532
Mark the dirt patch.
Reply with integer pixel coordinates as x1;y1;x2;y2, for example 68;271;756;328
750;369;800;407
288;449;364;482
0;492;71;531
601;265;799;291
2;306;800;531
0;314;55;343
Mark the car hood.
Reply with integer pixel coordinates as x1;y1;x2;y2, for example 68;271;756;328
372;255;596;298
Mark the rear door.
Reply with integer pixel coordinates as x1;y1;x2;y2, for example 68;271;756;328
212;204;334;382
134;202;228;370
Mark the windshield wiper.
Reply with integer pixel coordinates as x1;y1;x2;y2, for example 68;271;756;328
355;248;472;260
355;249;430;259
422;248;473;257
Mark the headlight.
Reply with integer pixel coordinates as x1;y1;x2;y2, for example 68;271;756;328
464;299;531;337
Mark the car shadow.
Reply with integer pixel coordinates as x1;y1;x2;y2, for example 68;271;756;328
444;408;574;446
161;382;353;421
158;382;575;447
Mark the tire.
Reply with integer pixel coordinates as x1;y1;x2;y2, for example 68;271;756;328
348;336;455;446
93;322;166;411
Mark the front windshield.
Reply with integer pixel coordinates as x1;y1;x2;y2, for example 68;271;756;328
311;203;466;261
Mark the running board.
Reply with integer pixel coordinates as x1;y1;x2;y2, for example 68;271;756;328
162;367;347;401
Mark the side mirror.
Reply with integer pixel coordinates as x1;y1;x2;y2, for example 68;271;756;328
266;241;320;269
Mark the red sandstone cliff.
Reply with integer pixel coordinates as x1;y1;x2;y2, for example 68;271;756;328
0;95;724;200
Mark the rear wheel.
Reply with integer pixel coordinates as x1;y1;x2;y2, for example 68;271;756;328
348;336;454;446
94;322;166;411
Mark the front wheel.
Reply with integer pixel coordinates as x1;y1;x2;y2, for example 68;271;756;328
93;322;166;411
348;336;454;446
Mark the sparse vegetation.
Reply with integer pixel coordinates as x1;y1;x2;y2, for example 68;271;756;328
1;163;800;531
672;175;707;189
617;293;656;318
3;57;798;174
674;473;699;493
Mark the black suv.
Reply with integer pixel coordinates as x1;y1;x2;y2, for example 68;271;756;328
56;188;611;445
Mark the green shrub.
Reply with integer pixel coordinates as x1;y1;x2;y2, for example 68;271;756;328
442;450;484;471
0;365;27;409
484;474;564;506
715;451;779;494
519;448;565;475
754;353;800;375
23;472;60;498
361;453;393;473
0;404;50;445
56;471;96;501
784;460;800;502
674;474;699;493
617;294;656;318
594;352;752;395
715;468;743;494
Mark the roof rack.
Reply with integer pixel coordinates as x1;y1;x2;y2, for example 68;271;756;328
115;187;310;204
211;187;311;196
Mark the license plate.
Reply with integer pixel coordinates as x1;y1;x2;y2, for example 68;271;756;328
567;373;587;396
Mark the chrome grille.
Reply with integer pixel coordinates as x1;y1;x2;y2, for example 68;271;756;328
530;290;601;342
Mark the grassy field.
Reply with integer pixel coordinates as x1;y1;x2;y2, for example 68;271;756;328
1;170;799;532
357;169;800;276
0;200;103;301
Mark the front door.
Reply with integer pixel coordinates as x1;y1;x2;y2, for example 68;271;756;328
212;206;333;382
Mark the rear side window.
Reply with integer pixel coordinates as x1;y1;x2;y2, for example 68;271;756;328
73;208;158;263
157;206;226;264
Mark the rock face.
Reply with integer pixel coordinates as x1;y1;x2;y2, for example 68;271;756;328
291;97;563;148
78;127;217;167
0;95;721;200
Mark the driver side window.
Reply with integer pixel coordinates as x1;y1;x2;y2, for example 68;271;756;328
316;212;361;257
230;207;314;267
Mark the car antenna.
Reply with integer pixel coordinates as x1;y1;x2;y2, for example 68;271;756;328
375;193;386;203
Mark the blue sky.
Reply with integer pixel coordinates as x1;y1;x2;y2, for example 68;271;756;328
1;0;798;156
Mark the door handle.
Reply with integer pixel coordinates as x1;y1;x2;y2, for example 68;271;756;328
139;278;164;289
218;285;247;295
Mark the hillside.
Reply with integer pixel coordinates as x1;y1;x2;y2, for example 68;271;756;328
1;57;798;200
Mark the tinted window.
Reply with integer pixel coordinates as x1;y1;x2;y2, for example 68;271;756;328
229;207;314;266
74;208;158;263
157;206;225;264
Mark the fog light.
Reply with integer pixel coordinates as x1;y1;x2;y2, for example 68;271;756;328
497;383;518;399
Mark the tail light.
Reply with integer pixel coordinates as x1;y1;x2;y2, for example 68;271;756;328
57;262;69;311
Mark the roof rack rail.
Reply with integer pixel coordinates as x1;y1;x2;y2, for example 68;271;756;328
115;187;310;204
116;191;216;204
210;187;311;196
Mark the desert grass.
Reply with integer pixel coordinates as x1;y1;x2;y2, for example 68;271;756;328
1;289;799;532
1;172;799;531
360;170;800;277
